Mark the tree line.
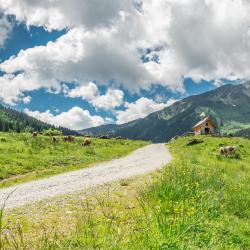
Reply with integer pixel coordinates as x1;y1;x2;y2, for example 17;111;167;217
0;105;77;135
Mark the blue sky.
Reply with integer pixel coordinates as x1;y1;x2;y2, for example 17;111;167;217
0;1;247;130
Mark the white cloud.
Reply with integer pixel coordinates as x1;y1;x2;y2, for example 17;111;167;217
90;89;124;110
213;79;225;87
1;0;250;106
165;98;177;107
65;82;124;110
116;97;172;124
0;15;12;48
0;0;134;31
0;27;154;104
65;82;99;101
24;106;105;130
167;0;250;82
22;95;31;104
0;28;82;104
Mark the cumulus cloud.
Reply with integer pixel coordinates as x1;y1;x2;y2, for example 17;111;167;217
116;97;174;124
0;28;83;104
0;0;177;105
0;15;12;48
0;0;134;31
24;107;105;130
1;0;250;107
22;95;31;104
65;82;124;110
90;89;124;110
64;82;99;101
167;0;250;82
0;27;154;104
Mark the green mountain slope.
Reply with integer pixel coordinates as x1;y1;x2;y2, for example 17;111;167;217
81;81;250;142
233;128;250;138
0;105;77;135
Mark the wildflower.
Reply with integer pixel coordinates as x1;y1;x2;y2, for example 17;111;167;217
187;207;195;216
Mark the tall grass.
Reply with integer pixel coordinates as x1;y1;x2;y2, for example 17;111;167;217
132;137;250;249
1;136;249;249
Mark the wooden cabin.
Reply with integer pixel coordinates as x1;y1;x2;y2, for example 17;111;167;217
192;113;217;135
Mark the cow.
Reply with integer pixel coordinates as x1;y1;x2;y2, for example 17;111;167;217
82;138;92;146
68;136;75;142
219;146;237;156
51;136;59;143
63;135;75;143
32;132;38;137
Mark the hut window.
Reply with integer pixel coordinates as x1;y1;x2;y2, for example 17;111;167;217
206;123;209;126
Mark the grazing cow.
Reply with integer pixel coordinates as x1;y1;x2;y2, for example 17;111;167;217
219;146;237;156
68;135;75;142
32;132;38;137
82;138;92;146
52;136;59;143
63;135;75;143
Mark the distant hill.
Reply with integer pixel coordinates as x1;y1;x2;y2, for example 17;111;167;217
0;105;77;135
233;128;250;139
81;81;250;142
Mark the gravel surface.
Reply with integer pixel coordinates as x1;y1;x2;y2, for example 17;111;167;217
0;144;172;209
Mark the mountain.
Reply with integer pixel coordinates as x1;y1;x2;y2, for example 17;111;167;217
0;105;77;135
80;124;118;136
81;81;250;142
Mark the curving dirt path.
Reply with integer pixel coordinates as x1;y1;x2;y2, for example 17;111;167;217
0;144;172;209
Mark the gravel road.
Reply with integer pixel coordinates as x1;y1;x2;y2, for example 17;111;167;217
0;144;172;209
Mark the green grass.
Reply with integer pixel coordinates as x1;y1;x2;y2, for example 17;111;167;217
1;136;250;249
134;136;250;249
0;132;148;187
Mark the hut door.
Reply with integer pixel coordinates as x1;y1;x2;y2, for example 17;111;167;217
205;127;210;134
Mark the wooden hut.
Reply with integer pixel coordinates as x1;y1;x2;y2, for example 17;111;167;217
192;113;217;135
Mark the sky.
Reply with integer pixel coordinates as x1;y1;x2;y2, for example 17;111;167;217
0;0;248;130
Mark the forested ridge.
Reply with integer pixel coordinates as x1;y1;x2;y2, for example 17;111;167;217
0;105;76;135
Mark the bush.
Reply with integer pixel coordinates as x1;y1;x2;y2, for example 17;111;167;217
43;129;62;136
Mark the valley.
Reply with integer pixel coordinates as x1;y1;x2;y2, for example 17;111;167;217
0;2;250;249
81;81;250;142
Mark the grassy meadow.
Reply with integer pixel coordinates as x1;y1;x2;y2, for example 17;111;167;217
0;132;148;187
1;136;249;249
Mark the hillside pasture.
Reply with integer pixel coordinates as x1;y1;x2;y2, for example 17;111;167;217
1;136;249;249
0;132;148;187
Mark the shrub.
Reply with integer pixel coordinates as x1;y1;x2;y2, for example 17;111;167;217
43;129;62;136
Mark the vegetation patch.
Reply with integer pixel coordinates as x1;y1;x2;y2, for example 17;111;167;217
0;132;148;187
1;136;249;249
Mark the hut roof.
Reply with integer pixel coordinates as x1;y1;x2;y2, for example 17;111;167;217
192;116;217;129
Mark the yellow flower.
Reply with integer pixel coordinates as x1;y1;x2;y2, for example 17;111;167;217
187;207;195;216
